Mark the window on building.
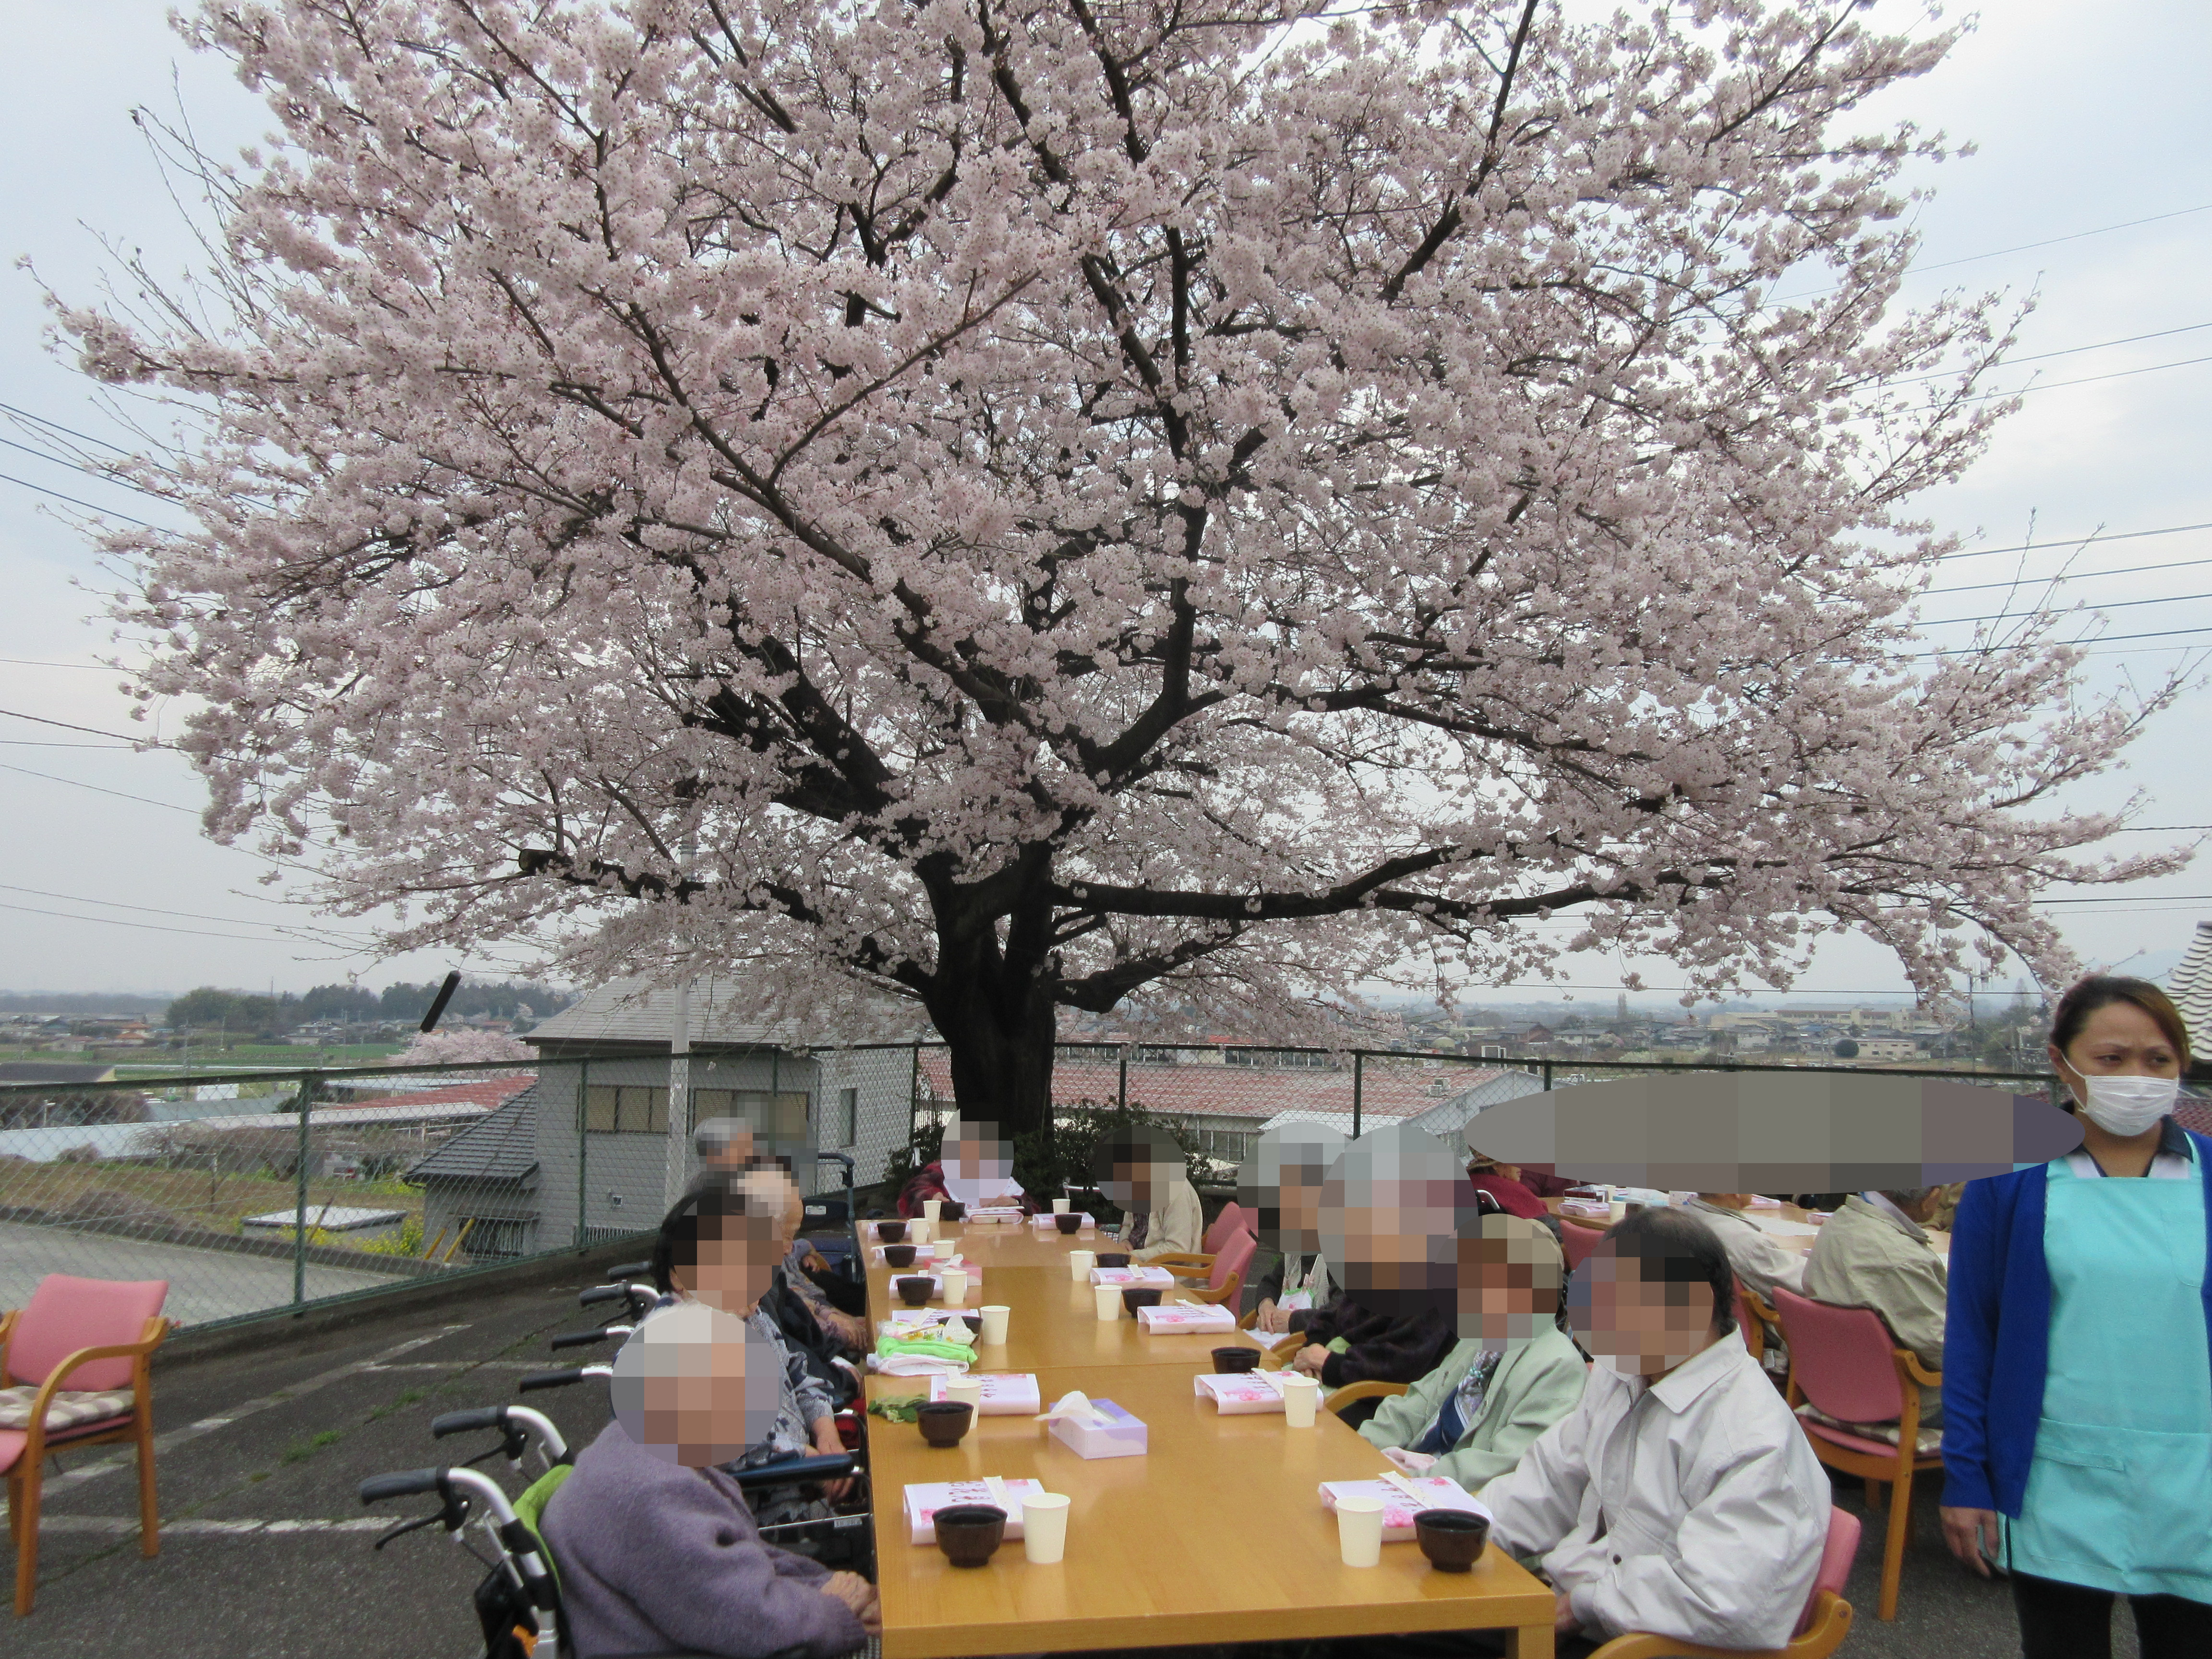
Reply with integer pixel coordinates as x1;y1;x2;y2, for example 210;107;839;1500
458;1216;533;1258
1195;1127;1254;1166
839;1087;858;1148
686;1087;811;1142
582;1085;670;1133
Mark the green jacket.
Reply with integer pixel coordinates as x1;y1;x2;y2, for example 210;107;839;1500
1358;1324;1588;1491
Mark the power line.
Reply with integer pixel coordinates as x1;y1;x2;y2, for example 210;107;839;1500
0;881;369;939
1943;350;2212;405
0;708;174;746
1883;321;2212;389
1918;589;2212;631
0;761;199;814
1935;521;2212;564
1769;202;2212;304
0;898;326;944
1910;625;2212;658
0;400;134;455
0;659;126;671
0;470;160;529
1926;554;2212;599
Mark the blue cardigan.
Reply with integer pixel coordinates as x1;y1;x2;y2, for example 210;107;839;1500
1941;1125;2212;1515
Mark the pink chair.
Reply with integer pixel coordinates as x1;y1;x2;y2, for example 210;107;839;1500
2;1274;170;1615
1152;1223;1258;1306
1560;1219;1605;1272
1771;1286;1940;1623
1587;1505;1860;1657
1201;1202;1247;1255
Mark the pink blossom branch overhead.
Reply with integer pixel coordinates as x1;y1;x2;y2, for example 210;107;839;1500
51;0;2188;1125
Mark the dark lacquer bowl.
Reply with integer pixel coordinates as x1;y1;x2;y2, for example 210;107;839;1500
916;1400;974;1448
1211;1345;1261;1373
895;1275;935;1306
933;1503;1005;1566
1095;1252;1131;1268
1054;1213;1082;1235
883;1243;917;1269
877;1219;907;1244
1121;1287;1163;1313
1413;1509;1490;1572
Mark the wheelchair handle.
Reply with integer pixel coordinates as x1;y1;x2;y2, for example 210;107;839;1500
429;1407;508;1440
730;1453;856;1490
579;1283;654;1311
518;1364;608;1393
550;1326;618;1351
360;1468;448;1505
606;1258;655;1281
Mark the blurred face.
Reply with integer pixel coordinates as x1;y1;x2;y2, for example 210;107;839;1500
696;1117;756;1170
1569;1242;1720;1379
1455;1228;1563;1347
613;1303;780;1467
672;1203;781;1315
2052;1001;2183;1103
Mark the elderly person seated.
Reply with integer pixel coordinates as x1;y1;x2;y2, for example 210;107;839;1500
1803;1184;1948;1429
1359;1214;1588;1491
543;1300;877;1659
1478;1208;1830;1653
1105;1129;1205;1262
1239;1122;1347;1332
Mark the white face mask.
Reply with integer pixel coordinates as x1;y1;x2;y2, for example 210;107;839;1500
2078;1074;2178;1138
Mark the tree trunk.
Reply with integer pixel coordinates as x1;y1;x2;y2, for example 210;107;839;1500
921;936;1059;1142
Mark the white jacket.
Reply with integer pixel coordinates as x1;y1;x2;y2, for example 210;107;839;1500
1478;1337;1828;1649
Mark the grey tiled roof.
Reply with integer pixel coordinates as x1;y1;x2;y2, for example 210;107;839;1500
406;1085;539;1185
524;975;927;1049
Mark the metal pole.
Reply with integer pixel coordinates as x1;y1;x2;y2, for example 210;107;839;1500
291;1073;314;1310
908;1044;921;1146
665;977;694;1209
1352;1052;1363;1139
576;1058;589;1248
1118;1047;1129;1115
1543;1059;1554;1091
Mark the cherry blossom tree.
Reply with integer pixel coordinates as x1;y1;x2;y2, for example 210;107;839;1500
57;0;2185;1136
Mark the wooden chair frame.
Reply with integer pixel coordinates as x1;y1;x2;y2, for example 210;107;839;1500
1147;1250;1247;1307
3;1310;171;1615
1322;1379;1406;1417
1585;1592;1852;1659
1784;1334;1940;1623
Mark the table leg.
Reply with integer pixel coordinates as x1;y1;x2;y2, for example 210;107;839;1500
1502;1623;1555;1659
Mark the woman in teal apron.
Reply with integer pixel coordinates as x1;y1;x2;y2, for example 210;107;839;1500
1940;976;2212;1659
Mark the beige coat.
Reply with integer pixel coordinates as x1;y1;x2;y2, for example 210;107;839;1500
1802;1194;1947;1420
1129;1174;1205;1261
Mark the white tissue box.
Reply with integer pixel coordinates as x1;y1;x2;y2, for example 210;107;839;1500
925;1372;1042;1415
1049;1398;1147;1459
902;1479;1048;1544
1319;1478;1490;1542
1089;1265;1175;1286
1136;1302;1235;1333
965;1206;1026;1225
1193;1373;1286;1414
1031;1211;1096;1229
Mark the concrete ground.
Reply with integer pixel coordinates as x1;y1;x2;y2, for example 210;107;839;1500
5;1265;2144;1659
0;1219;406;1325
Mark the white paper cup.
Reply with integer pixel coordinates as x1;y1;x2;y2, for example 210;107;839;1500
909;1217;934;1246
979;1304;1011;1345
944;1375;984;1411
941;1268;970;1304
1094;1283;1122;1321
923;1199;943;1222
1068;1249;1096;1281
1280;1372;1320;1428
1335;1496;1385;1567
1022;1492;1072;1564
1052;1197;1071;1214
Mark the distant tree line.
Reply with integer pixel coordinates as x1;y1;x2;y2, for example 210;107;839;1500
163;980;572;1037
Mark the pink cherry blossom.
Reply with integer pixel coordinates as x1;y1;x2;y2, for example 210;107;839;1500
50;0;2187;1132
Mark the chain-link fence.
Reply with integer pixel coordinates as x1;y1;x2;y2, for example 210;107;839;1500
4;1034;2143;1329
906;1040;2074;1179
0;1044;926;1331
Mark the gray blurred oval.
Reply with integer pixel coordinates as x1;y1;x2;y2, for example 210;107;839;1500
1463;1074;2083;1190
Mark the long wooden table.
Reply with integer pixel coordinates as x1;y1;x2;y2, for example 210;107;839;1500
864;1219;1557;1658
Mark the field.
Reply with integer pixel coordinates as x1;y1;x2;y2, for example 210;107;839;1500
0;1157;431;1255
0;1043;408;1072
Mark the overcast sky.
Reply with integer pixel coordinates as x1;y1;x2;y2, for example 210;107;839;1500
1;0;2206;1008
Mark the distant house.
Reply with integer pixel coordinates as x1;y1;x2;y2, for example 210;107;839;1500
406;1085;543;1261
525;977;927;1243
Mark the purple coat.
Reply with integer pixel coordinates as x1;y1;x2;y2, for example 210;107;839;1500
540;1422;866;1659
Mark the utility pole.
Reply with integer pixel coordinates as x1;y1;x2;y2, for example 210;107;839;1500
663;829;699;1209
